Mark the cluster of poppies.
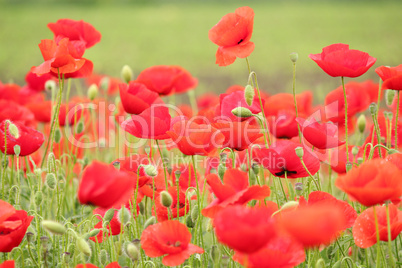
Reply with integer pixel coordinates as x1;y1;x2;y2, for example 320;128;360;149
1;5;402;268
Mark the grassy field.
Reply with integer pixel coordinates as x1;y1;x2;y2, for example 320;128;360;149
1;0;402;98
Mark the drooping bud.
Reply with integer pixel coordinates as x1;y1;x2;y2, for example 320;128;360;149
126;243;140;261
386;90;396;106
143;164;158;177
87;84;99;101
281;201;299;211
186;215;195;228
45;80;57;92
103;209;115;223
138;202;145;215
88;229;100;238
218;163;225;181
45;173;57;190
99;249;109;265
295;147;304;158
13;145;20;156
42;220;66;235
351;146;359;157
121;65;133;84
191;205;199;222
244;85;254;106
289;52;299;63
369;102;377;116
54;128;62;143
144;216;156;229
160;191;173;208
388;149;399;155
76;237;91;257
231;107;253;118
357;114;366;133
210;245;220;263
118;206;131;225
75;121;84;134
35;191;43;207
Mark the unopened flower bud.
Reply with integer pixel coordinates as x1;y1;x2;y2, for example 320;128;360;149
369;102;377;116
281;201;299;211
126;243;140;261
289;52;298;63
75;121;84;134
76;237;91;257
345;162;353;173
244;85;254;106
118;206;131;225
315;258;326;268
100;77;110;91
35;191;43;207
231;107;253;118
144;216;156;229
26;232;35;243
352;146;359;157
160;191;173;208
186;215;195;228
191;205;199;222
88;229;100;238
7;122;19;139
386;90;396;106
99;249;109;265
138;202;145;215
388;149;399;155
295;147;304;158
13;145;21;156
87;84;98;101
210;245;220;263
103;208;115;223
45;80;56;91
143;164;158;177
54;128;62;143
357;114;366;133
47;153;56;173
218;163;225;180
45;173;57;190
121;65;133;83
42;220;66;235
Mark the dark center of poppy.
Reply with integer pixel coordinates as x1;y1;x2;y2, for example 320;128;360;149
237;39;243;45
275;169;297;177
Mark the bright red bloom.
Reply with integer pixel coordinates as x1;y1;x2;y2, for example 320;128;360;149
141;220;204;267
78;161;137;208
253;140;320;179
278;203;347;248
209;6;255;66
309;43;376;77
86;73;121;95
353;204;402;248
296;117;345;149
167;118;224;156
0;120;44;156
335;158;402;206
154;187;189;222
197;93;219;110
171;164;198;190
0;200;34;252
75;263;121;268
136;65;198;96
0;260;15;268
23;71;55;92
233;234;305;268
48;19;101;49
202;169;270;218
376;65;402;90
327;145;357;174
219;91;264;121
0;100;35;127
119;82;162;114
112;155;151;188
121;105;172;140
213;205;276;253
26;100;83;126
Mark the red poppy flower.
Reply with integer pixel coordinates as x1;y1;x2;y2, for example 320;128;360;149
0;260;15;268
48;19;101;49
78;161;137;208
139;169;168;199
26;100;83;126
209;6;255;66
376;65;402;91
75;263;121;268
136;65;198;96
119;82;162;114
309;43;376;77
171;164;198;190
353;204;402;248
219;91;264;121
141;220;204;267
154;186;189;222
0;100;35;127
121;105;172;140
278;203;347;248
299;191;357;229
325;145;356;174
296;117;345;149
112;155;151;188
23;71;55;92
197;93;219;110
167;118;224;156
233;234;305;268
253;140;320;179
0;201;34;252
0;121;44;156
202;169;270;218
86;73;121;95
213;117;262;151
335;158;402;206
385;153;402;170
213;205;276;253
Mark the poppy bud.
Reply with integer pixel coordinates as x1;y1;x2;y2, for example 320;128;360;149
386;90;396;106
121;65;133;84
345;162;353;173
210;245;220;263
7;122;20;139
160;191;173;208
45;173;57;190
75;120;84;134
126;243;140;261
191;205;199;222
47;153;56;173
315;258;326;268
42;220;66;235
88;229;100;238
76;237;91;257
357;157;363;165
231;107;253;118
369;102;377;116
144;216;156;229
186;215;195;228
251;163;260;175
143;164;158;177
45;80;57;91
13;145;21;156
99;249;109;265
357;114;366;133
100;77;110;91
388;149;399;155
281;201;299;211
289;52;299;63
244;85;254;106
138;202;145;215
54;128;62;143
218;163;225;181
103;209;115;223
35;191;43;206
295;146;304;158
352;146;359;157
87;84;98;101
118;206;131;225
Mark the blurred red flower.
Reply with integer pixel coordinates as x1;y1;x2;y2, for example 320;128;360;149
75;263;121;268
335;158;402;206
0;260;15;268
0;100;35;127
119;82;162;114
376;65;402;91
141;220;204;267
309;43;376;77
154;186;189;222
23;71;55;92
136;65;198;96
209;6;255;66
78;161;137;208
219;91;264;121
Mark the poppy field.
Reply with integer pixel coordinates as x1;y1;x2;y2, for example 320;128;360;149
1;2;402;268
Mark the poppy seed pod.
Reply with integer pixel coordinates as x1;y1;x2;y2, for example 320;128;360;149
13;145;21;156
160;191;173;208
231;107;253;118
244;85;254;106
289;52;299;63
121;65;133;84
369;102;377;116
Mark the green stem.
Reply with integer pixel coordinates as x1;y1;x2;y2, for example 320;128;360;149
300;158;321;191
373;206;383;268
155;140;168;190
395;91;400;151
385;203;396;267
291;62;302;143
341;76;349;163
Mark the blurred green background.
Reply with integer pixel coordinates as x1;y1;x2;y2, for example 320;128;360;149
1;0;401;100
